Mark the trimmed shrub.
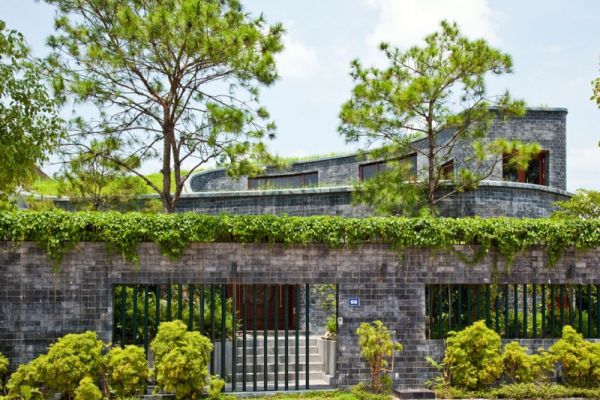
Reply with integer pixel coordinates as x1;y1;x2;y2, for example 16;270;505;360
73;377;102;400
105;345;148;398
5;356;46;398
501;342;535;383
151;320;213;400
547;325;600;387
38;331;104;398
356;320;403;394
0;352;8;390
444;321;502;389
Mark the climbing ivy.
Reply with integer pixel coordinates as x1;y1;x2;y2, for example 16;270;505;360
0;211;598;269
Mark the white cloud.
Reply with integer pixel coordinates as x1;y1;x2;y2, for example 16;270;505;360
276;34;319;80
364;0;497;55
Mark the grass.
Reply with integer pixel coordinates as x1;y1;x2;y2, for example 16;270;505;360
28;170;190;196
223;391;358;400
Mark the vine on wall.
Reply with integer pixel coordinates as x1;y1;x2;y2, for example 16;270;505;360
0;211;599;269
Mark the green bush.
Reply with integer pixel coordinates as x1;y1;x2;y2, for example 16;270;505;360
351;382;392;400
438;383;600;399
207;375;225;399
0;352;8;390
5;356;46;398
105;345;148;398
73;377;102;400
151;320;213;400
547;325;600;387
356;321;403;394
444;321;502;389
501;342;536;383
38;331;104;398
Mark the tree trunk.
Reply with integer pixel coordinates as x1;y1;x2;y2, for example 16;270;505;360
162;119;174;213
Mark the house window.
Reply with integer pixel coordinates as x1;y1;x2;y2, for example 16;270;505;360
248;171;318;190
359;154;417;181
441;160;454;179
503;151;549;186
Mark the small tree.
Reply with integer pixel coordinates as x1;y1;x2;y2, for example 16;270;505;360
0;20;63;203
356;320;403;393
339;20;538;216
104;345;148;398
44;0;284;213
552;189;600;219
547;325;600;387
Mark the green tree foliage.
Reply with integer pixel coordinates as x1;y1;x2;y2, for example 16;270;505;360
151;320;214;399
44;0;283;213
547;325;600;387
0;20;63;203
553;189;600;219
339;21;537;215
39;331;104;399
355;321;403;394
104;345;148;398
444;321;502;389
73;377;102;400
56;139;152;211
0;352;8;391
5;356;45;398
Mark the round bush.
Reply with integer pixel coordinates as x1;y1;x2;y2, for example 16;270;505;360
151;320;213;400
74;376;102;400
105;345;148;398
444;321;502;389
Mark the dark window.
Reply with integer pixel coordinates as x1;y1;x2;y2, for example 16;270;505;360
248;171;318;190
359;154;417;181
503;151;549;186
441;160;454;179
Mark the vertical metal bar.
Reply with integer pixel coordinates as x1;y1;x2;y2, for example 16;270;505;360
504;285;509;338
513;284;518;339
210;285;215;375
569;286;574;327
533;284;537;338
560;285;565;331
253;285;258;391
457;286;462;331
264;286;269;391
120;285;126;345
284;286;289;390
144;286;149;355
199;285;205;334
274;286;279;391
476;286;481;321
242;286;247;392
132;286;138;345
166;285;172;321
305;283;310;390
232;285;237;392
551;285;556;338
221;284;226;380
295;285;300;390
447;286;452;333
178;284;183;320
597;285;600;339
188;285;194;331
542;285;546;337
578;285;583;334
588;285;592;338
485;285;491;327
427;287;432;338
523;284;527;338
495;286;500;334
467;286;472;327
437;285;443;339
155;286;160;333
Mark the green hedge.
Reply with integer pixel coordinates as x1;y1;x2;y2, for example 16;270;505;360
0;211;599;268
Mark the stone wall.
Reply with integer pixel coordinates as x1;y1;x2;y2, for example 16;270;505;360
188;108;568;193
1;241;598;388
175;181;569;218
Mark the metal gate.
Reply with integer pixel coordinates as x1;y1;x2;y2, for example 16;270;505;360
113;283;334;392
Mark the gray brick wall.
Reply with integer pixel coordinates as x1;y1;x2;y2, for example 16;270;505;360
175;181;569;218
1;241;598;388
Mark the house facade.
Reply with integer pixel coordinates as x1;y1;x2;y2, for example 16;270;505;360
177;108;570;217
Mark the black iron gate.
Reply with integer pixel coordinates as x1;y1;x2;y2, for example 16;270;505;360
113;283;330;392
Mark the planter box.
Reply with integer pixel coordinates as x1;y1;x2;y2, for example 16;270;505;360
317;338;336;376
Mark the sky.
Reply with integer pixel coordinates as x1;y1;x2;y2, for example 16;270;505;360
1;0;599;191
